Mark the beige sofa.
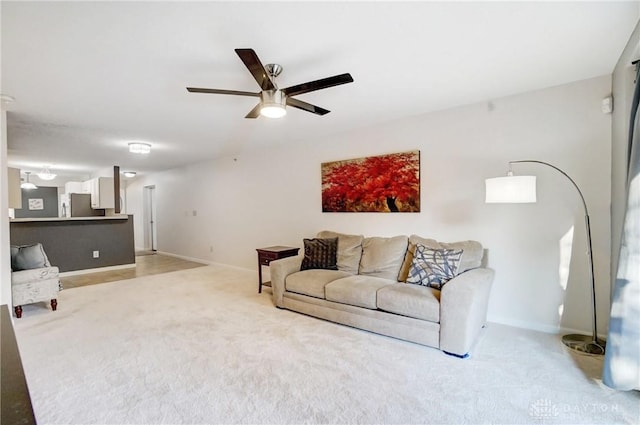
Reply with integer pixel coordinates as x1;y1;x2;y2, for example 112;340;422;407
270;231;494;357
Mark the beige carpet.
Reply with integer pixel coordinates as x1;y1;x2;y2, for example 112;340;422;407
13;265;640;424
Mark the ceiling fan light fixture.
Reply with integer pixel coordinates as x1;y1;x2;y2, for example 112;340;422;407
260;104;287;119
260;90;287;119
186;49;353;119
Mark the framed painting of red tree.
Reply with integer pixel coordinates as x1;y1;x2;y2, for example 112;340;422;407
321;150;420;212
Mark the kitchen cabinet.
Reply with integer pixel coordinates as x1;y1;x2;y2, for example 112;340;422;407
89;177;114;209
64;181;86;194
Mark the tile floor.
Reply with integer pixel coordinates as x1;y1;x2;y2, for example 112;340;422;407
60;253;207;289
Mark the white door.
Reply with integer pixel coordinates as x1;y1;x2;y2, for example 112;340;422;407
143;185;157;251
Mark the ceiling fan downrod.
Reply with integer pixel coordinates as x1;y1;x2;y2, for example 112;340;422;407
265;64;283;78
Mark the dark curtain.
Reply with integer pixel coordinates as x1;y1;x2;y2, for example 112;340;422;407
603;63;640;390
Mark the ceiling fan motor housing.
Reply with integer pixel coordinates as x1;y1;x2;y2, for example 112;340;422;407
261;89;285;106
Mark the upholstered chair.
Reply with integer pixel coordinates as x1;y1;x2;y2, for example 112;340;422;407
10;243;61;318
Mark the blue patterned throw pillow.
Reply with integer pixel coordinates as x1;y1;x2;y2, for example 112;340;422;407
406;244;463;289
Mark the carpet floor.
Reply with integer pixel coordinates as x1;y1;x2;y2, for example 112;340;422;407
13;265;640;425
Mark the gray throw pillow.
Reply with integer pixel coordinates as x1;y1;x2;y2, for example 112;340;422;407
11;243;51;271
300;238;339;271
406;244;462;289
10;246;19;271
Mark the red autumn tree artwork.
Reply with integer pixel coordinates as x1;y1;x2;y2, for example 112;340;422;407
321;151;420;212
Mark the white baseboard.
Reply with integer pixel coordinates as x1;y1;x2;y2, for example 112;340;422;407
154;251;210;265
209;261;254;273
488;315;561;334
488;315;608;339
60;263;136;277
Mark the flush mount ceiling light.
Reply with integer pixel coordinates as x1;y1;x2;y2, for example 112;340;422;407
123;171;137;178
129;142;151;154
21;171;37;190
37;166;57;181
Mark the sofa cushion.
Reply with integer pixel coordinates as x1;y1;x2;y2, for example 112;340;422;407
300;238;338;271
11;243;51;271
358;235;408;280
398;236;483;281
317;231;364;274
406;245;463;289
286;269;352;299
377;283;441;322
325;275;395;309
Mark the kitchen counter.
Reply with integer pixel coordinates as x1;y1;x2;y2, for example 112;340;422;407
10;215;129;222
10;215;135;272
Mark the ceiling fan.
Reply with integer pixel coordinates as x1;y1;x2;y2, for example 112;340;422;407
186;48;354;119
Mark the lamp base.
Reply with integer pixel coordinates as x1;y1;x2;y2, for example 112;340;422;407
562;334;606;355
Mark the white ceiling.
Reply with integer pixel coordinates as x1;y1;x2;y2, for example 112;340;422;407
2;1;638;182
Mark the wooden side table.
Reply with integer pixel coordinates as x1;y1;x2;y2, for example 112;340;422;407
256;246;300;293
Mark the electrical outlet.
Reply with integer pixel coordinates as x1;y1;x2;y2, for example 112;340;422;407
93;250;99;258
209;246;213;253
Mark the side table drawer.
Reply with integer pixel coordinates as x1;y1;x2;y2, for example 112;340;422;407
259;252;279;264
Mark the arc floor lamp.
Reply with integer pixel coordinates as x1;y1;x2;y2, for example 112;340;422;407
485;160;606;355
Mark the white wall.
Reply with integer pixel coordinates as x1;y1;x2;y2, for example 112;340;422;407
127;76;612;336
1;109;11;308
0;1;12;308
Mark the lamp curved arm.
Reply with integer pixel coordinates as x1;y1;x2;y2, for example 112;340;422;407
510;159;601;349
510;160;589;216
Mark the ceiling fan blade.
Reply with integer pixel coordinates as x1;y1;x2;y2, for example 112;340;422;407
286;98;330;116
186;87;260;97
245;103;261;119
234;48;276;91
282;73;353;97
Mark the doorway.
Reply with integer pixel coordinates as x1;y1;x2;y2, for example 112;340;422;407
143;185;157;251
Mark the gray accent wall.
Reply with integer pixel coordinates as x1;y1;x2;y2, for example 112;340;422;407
15;187;59;218
10;216;135;272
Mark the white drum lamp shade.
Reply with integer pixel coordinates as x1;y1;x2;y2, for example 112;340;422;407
485;175;536;203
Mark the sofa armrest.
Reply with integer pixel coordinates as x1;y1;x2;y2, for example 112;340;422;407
11;267;60;285
270;255;304;307
439;267;494;357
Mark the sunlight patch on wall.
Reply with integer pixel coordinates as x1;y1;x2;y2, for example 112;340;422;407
559;226;574;291
557;226;575;319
